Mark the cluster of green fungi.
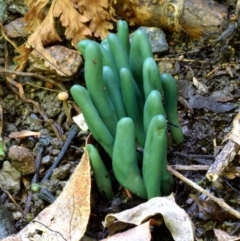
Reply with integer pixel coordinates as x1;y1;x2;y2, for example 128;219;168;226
71;20;184;200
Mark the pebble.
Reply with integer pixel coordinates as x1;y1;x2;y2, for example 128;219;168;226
0;0;7;23
28;45;82;81
50;163;72;180
4;17;27;38
8;145;36;175
0;203;17;238
0;161;21;193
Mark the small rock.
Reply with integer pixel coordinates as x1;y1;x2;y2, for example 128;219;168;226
4;17;27;38
31;193;45;214
0;0;7;23
28;45;82;81
51;150;60;156
8;146;36;175
7;0;28;15
12;211;23;221
42;155;53;165
50;163;72;180
24;113;44;131
0;161;21;193
40;179;62;193
0;203;17;238
50;137;63;149
41;92;61;118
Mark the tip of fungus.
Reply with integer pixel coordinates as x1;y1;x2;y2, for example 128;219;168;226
58;92;69;101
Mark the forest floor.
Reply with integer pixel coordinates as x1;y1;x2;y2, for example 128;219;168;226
0;1;240;241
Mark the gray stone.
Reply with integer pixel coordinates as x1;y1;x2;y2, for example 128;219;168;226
6;0;28;15
50;163;72;180
0;0;7;23
8;146;36;175
0;203;17;238
0;161;21;193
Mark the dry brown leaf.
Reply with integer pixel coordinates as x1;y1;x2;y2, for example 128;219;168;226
104;194;194;241
102;221;152;241
76;0;114;38
1;149;91;241
54;0;91;46
15;0;91;72
15;1;61;72
24;0;49;33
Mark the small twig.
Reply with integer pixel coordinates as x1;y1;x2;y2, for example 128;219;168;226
24;144;44;216
41;125;79;183
0;68;66;91
236;0;240;16
0;25;18;50
172;165;210;171
171;165;240;176
214;22;238;43
0;184;24;214
206;112;240;181
0;104;3;136
167;165;240;220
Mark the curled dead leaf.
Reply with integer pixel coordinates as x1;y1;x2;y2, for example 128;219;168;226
104;194;194;241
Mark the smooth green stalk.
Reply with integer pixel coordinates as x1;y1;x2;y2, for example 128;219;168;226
103;66;127;120
117;20;130;56
77;40;121;88
120;68;145;147
84;42;118;137
142;115;168;199
70;85;114;157
160;170;173;196
86;144;113;200
160;73;184;145
113;118;147;199
107;33;131;71
143;57;163;99
101;38;110;52
105;32;144;114
143;90;165;135
129;29;153;94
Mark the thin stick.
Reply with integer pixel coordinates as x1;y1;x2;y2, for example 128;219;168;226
206;112;240;181
167;165;240;220
0;184;24;214
171;165;240;175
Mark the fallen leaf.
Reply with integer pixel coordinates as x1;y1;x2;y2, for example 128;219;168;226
15;4;62;72
214;228;239;241
76;0;114;38
15;0;91;72
1;149;91;241
104;194;194;241
54;0;91;46
15;0;115;72
24;0;49;33
189;95;236;113
102;221;152;241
